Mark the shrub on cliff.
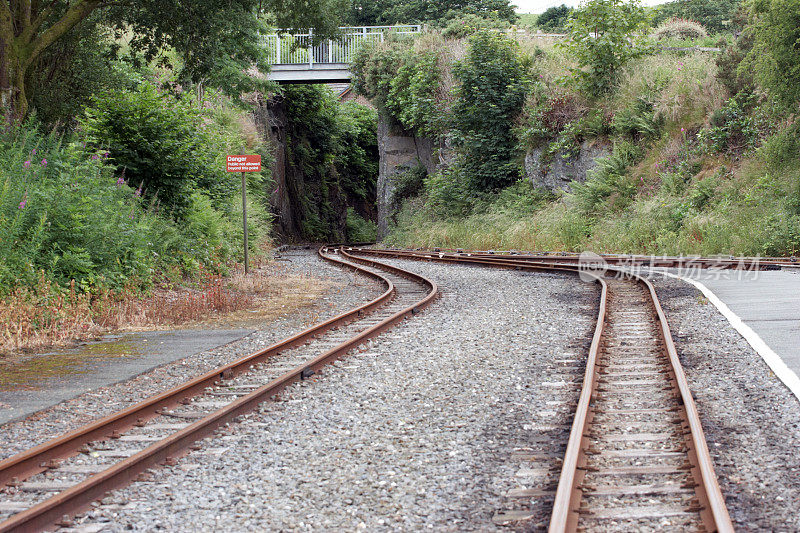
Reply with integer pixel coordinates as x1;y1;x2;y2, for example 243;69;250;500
561;0;650;96
449;31;532;191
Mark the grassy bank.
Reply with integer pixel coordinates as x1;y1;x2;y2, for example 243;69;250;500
367;23;800;257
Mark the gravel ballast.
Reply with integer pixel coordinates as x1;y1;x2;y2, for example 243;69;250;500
75;257;598;531
0;248;383;461
5;254;798;532
651;275;800;531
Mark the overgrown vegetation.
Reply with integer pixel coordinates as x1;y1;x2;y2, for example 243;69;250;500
0;0;382;354
281;84;378;242
354;0;800;257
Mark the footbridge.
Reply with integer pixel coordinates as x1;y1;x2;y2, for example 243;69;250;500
264;25;422;83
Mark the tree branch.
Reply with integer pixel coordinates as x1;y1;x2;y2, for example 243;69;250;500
26;0;101;66
29;0;59;35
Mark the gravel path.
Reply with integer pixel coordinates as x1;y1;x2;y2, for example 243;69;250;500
652;275;800;531
0;248;383;461
74;258;598;531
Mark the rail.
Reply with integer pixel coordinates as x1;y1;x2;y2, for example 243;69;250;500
263;25;422;66
0;246;437;532
347;247;733;532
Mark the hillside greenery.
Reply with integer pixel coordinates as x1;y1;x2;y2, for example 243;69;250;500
353;0;800;257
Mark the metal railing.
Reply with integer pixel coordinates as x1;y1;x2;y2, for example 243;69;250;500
264;25;422;66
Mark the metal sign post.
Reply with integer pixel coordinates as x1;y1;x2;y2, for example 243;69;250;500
226;155;262;275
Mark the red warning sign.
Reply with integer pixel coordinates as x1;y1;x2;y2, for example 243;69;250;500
227;155;262;172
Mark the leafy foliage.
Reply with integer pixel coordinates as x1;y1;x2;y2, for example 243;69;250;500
81;83;242;216
561;0;650;96
537;4;572;31
570;140;644;213
745;0;800;106
450;31;532;191
346;208;378;242
28;20;141;128
652;0;741;34
282;85;378;241
346;0;517;25
442;13;511;38
0;121;245;294
698;91;772;152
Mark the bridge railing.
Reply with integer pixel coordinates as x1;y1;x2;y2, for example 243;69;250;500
264;25;422;66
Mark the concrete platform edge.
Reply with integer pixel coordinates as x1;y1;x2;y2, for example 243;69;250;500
663;272;800;404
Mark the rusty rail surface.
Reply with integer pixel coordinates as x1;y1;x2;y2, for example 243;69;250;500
381;247;797;271
0;246;437;532
348;247;733;532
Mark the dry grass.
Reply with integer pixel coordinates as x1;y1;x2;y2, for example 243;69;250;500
0;264;332;356
615;53;726;125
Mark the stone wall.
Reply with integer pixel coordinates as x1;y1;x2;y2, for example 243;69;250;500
252;94;347;242
376;114;438;238
524;140;611;192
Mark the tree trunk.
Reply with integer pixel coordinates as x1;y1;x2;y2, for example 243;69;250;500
0;0;101;121
0;41;29;121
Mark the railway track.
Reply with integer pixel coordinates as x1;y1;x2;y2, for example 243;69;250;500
0;247;437;532
348;248;734;532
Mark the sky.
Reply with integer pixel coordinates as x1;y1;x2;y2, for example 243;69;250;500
515;0;671;13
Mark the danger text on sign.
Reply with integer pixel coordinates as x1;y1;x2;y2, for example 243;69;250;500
227;155;262;172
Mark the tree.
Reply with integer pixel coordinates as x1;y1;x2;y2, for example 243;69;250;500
745;0;800;106
347;0;517;25
652;0;741;35
451;31;531;191
562;0;649;95
537;4;572;31
0;0;346;120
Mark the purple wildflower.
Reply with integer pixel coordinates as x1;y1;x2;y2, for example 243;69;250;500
31;148;37;155
40;159;47;167
18;191;27;210
23;160;31;169
134;186;142;197
92;154;100;160
681;127;685;132
116;176;125;187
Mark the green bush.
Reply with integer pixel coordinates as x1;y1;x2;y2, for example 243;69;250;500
698;91;769;152
392;164;427;205
561;0;650;96
346;208;378;242
537;4;572;31
442;13;510;38
745;0;800;106
652;0;741;34
0;122;162;292
450;31;532;191
388;50;445;138
81;83;239;216
612;97;665;140
353;36;449;140
424;166;477;217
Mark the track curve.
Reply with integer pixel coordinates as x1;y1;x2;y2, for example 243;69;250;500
346;247;733;533
0;247;437;532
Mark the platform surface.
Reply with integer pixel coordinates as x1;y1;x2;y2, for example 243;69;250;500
673;268;800;376
0;328;253;424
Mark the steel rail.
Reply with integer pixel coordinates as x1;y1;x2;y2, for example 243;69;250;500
347;247;733;532
0;247;392;488
397;248;796;270
0;247;438;533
